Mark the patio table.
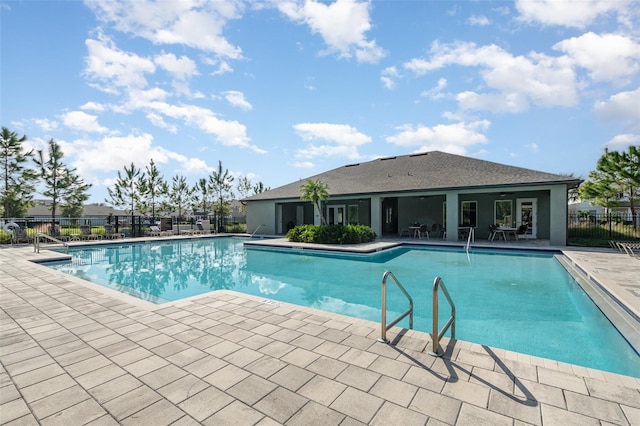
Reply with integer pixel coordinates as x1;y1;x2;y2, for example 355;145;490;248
498;227;518;240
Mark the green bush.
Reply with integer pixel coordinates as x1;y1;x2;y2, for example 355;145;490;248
227;223;247;233
286;224;376;244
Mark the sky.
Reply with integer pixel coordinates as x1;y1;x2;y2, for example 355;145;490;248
1;0;639;204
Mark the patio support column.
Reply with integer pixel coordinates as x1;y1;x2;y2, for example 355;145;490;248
549;186;568;246
370;196;382;237
445;191;459;242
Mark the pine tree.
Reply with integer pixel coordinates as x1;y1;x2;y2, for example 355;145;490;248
209;161;235;232
34;139;91;223
0;127;38;218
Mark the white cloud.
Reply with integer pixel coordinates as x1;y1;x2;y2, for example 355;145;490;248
420;78;448;99
84;33;155;92
80;101;106;112
294;161;315;168
132;100;266;153
223;90;253;110
206;59;233;76
278;0;385;63
154;52;199;80
514;0;632;29
63;133;212;180
524;143;539;152
404;41;577;111
553;32;640;83
468;15;490;26
63;133;158;177
385;120;491;155
33;118;59;132
457;91;530;113
604;133;640;149
86;0;244;58
380;66;400;90
294;122;371;160
146;112;177;133
60;111;108;133
593;87;640;131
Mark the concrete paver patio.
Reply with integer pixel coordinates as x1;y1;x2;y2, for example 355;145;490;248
1;238;639;425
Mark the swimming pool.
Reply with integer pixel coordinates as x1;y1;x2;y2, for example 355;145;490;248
45;237;640;377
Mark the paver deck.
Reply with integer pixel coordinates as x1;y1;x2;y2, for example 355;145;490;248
1;238;639;425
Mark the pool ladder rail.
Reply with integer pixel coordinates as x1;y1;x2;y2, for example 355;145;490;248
379;271;456;357
33;233;69;253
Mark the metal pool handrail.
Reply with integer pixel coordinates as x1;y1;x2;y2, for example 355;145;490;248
34;233;69;253
378;270;414;343
429;276;456;356
465;227;474;252
250;224;266;238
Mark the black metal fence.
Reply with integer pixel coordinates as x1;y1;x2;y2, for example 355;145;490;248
568;212;639;241
1;215;247;243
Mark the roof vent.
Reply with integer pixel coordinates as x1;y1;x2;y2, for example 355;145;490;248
345;163;360;167
410;152;428;157
380;156;396;161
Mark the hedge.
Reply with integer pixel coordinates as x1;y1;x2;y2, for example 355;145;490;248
286;224;376;244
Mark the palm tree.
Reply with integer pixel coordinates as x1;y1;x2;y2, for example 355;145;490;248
300;179;330;225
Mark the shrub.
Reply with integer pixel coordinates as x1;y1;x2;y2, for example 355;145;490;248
286;224;376;244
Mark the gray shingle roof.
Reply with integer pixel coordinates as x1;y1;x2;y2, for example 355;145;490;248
245;151;582;201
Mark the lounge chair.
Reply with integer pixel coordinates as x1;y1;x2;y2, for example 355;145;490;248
48;225;70;242
148;225;171;237
618;242;640;259
148;225;162;236
80;225;101;240
12;228;33;244
104;224;124;239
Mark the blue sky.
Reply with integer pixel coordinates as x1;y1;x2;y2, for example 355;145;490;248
1;0;639;203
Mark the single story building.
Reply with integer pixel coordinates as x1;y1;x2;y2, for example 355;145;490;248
244;151;582;246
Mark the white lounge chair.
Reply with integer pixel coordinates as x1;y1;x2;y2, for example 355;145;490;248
148;225;171;237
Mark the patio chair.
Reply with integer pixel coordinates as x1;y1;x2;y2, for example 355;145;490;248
517;225;528;236
48;225;70;242
431;223;444;238
12;228;33;244
80;225;100;240
148;225;172;237
148;225;162;236
488;224;505;241
104;224;124;239
190;220;210;235
399;227;410;238
418;224;429;239
619;242;640;259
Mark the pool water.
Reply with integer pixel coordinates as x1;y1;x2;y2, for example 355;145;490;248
45;237;640;377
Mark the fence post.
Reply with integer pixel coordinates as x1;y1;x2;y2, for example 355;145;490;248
608;212;612;239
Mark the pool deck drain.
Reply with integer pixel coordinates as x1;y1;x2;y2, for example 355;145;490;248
1;239;639;425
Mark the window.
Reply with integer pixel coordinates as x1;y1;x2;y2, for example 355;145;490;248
461;201;477;227
348;205;359;224
494;200;513;227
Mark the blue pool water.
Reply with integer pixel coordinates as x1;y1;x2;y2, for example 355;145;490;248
45;237;640;377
